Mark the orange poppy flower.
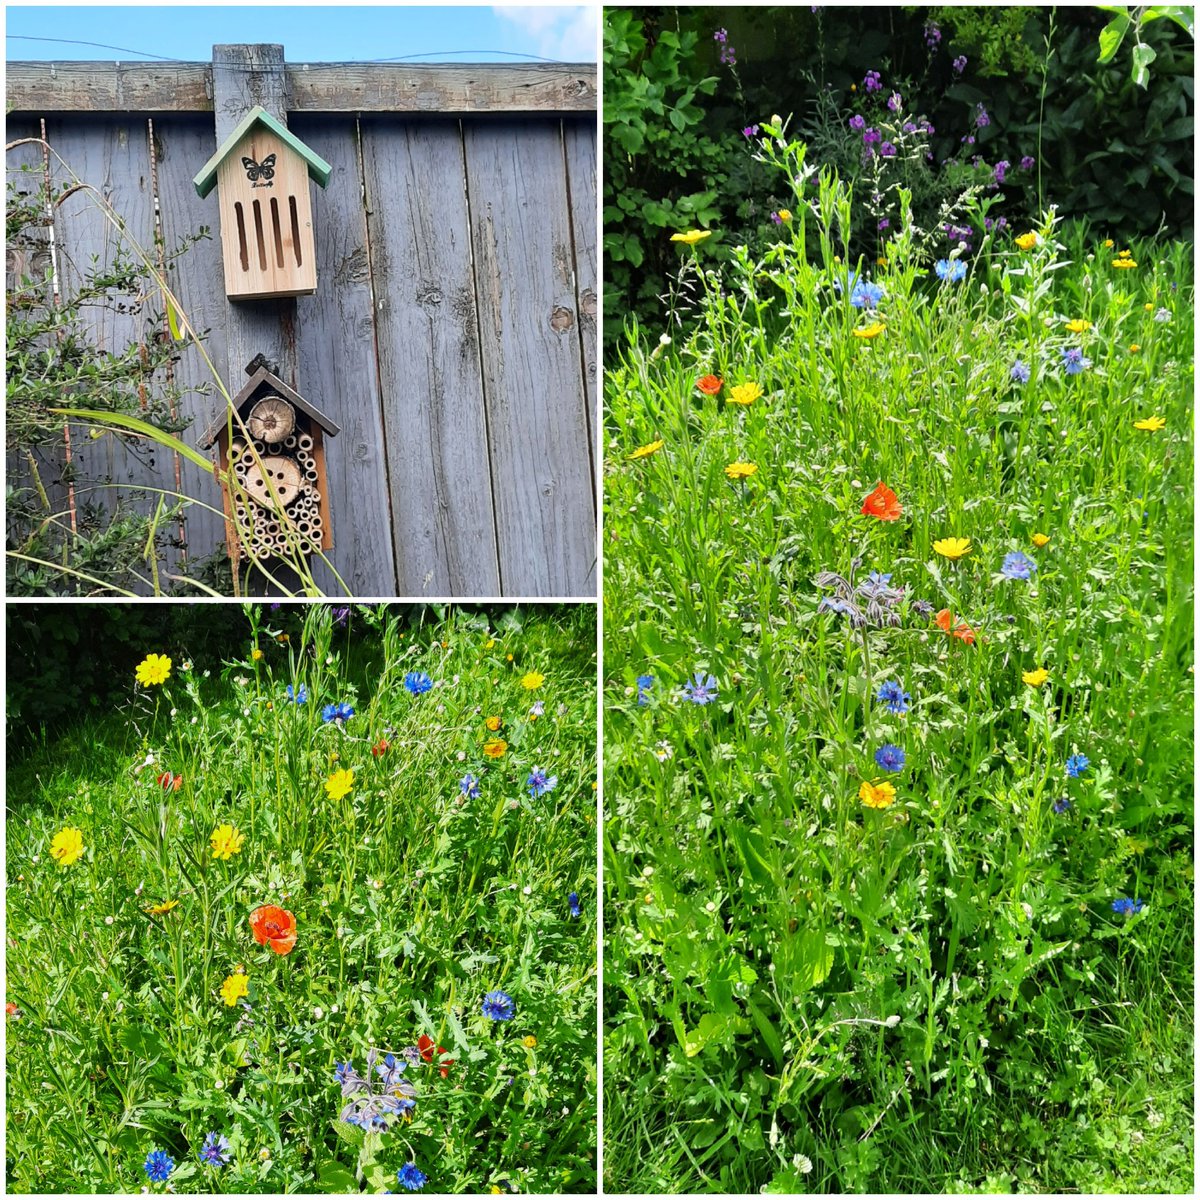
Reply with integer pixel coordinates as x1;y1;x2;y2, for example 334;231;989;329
156;772;183;791
935;609;976;645
696;375;723;395
418;1033;455;1078
371;738;390;758
249;905;297;956
861;482;902;521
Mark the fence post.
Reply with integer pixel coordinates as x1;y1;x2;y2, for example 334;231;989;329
210;43;304;592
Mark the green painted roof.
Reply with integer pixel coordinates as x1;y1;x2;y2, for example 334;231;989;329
193;105;332;198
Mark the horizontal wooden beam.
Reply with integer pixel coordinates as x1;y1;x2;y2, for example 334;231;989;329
5;61;597;116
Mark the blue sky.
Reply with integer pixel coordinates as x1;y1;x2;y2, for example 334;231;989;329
5;5;597;64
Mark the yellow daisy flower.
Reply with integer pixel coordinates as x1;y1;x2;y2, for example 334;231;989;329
220;972;249;1007
1022;668;1050;687
1015;232;1040;251
852;321;886;340
483;738;508;759
727;382;763;406
325;768;355;801
49;826;85;867
1133;416;1165;431
210;824;245;861
522;1035;538;1048
135;653;172;687
485;716;503;732
251;648;264;661
1031;533;1050;548
520;671;545;690
932;537;972;560
628;439;664;460
1112;257;1137;269
1128;343;1141;353
724;462;758;480
1065;318;1091;334
144;899;180;916
859;780;897;809
670;230;712;245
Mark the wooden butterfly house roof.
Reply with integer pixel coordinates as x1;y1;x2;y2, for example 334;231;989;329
192;105;333;198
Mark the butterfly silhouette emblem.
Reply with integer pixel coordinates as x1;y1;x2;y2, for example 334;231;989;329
242;153;277;183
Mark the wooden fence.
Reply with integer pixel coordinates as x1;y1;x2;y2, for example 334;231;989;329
6;48;598;597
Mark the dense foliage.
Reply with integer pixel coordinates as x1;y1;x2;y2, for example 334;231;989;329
603;167;1193;1191
604;5;1194;348
7;605;598;1193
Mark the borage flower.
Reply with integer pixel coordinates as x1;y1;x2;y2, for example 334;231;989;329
459;773;481;798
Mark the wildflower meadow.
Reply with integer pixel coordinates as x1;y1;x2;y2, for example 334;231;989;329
603;128;1193;1191
6;604;597;1193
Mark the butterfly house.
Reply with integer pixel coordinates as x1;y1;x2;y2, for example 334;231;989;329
201;357;341;561
193;105;331;300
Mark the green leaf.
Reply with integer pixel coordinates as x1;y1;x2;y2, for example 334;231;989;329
681;1011;750;1058
165;297;183;342
1131;42;1157;88
51;408;217;475
318;1163;359;1193
1097;13;1131;63
745;998;784;1067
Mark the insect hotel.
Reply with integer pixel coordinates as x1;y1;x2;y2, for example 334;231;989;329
201;359;341;561
192;105;332;300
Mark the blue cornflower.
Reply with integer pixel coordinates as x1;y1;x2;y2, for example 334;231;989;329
874;743;906;772
1052;796;1072;814
682;671;719;705
143;1149;175;1183
287;683;308;704
1010;359;1031;384
404;671;433;695
876;680;911;714
636;674;655;705
322;701;355;723
1061;347;1092;375
1111;897;1145;915
397;1163;429;1191
568;891;582;918
199;1133;230;1167
482;989;516;1021
527;767;558;797
460;773;481;799
1000;551;1037;580
850;278;886;309
1065;754;1090;778
935;258;967;282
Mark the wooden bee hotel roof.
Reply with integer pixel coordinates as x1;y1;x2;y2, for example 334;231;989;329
192;105;332;198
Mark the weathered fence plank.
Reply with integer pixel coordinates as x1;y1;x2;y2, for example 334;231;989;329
464;120;596;597
152;116;233;581
292;116;398;597
7;62;597;116
363;117;502;597
564;120;599;480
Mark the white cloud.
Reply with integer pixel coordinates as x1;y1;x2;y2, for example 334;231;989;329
493;5;598;62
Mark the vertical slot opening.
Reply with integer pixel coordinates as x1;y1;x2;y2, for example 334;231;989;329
234;201;249;271
289;195;303;267
252;199;267;271
270;197;285;267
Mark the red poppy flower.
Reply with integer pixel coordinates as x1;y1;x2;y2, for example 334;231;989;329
861;481;902;521
371;738;390;758
156;772;183;791
5;1002;20;1018
249;905;297;956
936;609;976;645
417;1033;455;1077
696;375;723;395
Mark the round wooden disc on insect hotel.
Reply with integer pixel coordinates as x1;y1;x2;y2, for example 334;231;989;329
244;455;303;509
245;395;296;443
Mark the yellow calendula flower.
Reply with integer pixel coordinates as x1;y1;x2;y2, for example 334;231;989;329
1133;415;1166;431
483;738;508;759
325;768;355;801
484;638;496;650
135;653;172;687
1128;343;1141;353
670;229;712;245
933;536;972;560
1112;257;1137;269
628;439;664;460
859;780;896;809
210;823;245;860
144;899;180;916
49;826;85;867
777;209;793;223
852;321;886;340
1065;318;1091;334
522;1035;538;1048
724;462;758;480
727;382;763;406
1022;668;1050;687
1144;302;1154;311
220;972;250;1007
1103;238;1115;248
491;1189;504;1195
485;716;503;732
1015;232;1040;251
251;648;264;661
521;671;545;690
1031;533;1050;548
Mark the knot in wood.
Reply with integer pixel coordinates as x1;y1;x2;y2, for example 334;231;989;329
549;306;574;333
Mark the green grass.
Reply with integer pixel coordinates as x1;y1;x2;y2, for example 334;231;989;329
6;604;597;1194
602;176;1193;1194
